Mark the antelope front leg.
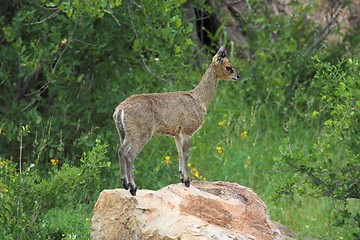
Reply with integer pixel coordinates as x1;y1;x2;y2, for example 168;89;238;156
175;136;185;183
175;135;191;187
181;136;191;187
179;161;184;183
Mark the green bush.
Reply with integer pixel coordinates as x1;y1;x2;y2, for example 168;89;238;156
0;140;110;239
38;207;91;240
275;58;360;238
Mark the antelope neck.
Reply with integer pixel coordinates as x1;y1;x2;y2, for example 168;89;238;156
192;66;218;109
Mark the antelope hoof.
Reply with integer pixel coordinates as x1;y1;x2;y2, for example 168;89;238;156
121;179;129;190
184;180;190;187
130;187;137;196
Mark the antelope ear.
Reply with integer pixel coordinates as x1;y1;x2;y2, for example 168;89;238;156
215;45;227;64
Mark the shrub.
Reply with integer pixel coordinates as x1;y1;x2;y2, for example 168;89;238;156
275;58;360;238
0;140;110;239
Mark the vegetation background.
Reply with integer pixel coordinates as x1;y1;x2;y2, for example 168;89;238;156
0;0;359;239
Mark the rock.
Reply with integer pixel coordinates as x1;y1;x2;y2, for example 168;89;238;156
91;181;295;240
201;0;360;48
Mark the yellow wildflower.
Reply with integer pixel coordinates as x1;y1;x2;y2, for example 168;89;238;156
217;120;226;126
191;168;200;178
3;188;8;193
164;155;171;166
240;130;248;140
244;157;252;169
216;146;224;154
50;158;59;166
188;163;207;180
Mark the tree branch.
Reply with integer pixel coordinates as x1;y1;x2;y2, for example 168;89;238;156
305;2;343;56
22;20;79;111
125;0;165;82
23;9;60;26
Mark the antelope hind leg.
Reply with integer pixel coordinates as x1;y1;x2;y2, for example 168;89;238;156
126;157;137;196
119;145;130;190
125;135;151;196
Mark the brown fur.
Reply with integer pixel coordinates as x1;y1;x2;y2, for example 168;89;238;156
113;46;239;196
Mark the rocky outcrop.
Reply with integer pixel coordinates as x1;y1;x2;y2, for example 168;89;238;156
90;181;295;240
196;0;360;48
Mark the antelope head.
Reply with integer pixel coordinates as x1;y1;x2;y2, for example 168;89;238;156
212;45;240;81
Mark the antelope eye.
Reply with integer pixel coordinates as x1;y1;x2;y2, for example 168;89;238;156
226;66;234;73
